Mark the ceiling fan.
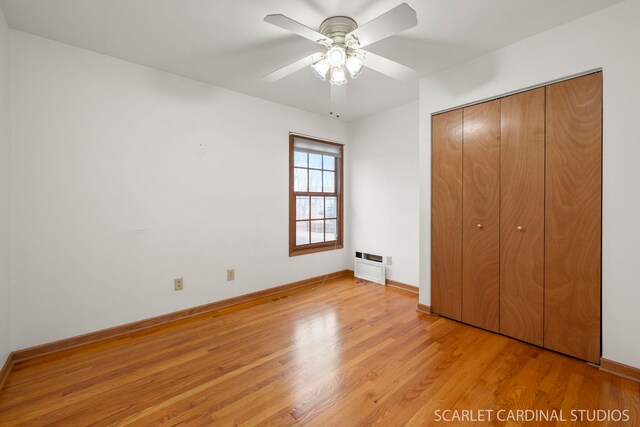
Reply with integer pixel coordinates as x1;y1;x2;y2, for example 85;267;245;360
263;3;418;118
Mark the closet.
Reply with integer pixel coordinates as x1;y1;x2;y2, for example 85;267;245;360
431;72;602;363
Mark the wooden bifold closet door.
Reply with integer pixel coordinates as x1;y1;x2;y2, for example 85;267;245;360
431;72;602;363
499;88;545;346
544;73;602;364
461;100;501;333
431;110;463;321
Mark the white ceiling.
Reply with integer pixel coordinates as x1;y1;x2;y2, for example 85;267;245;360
0;0;623;121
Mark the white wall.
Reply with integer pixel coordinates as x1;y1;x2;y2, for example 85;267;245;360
348;101;419;287
419;0;640;368
0;7;11;364
9;31;349;350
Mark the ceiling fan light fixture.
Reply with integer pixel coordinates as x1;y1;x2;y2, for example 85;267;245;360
345;53;364;79
329;66;347;86
312;57;331;80
326;45;346;68
263;4;419;116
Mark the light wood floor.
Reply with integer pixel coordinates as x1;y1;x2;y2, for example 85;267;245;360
0;277;638;426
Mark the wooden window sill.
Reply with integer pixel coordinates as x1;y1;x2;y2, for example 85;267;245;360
289;243;344;257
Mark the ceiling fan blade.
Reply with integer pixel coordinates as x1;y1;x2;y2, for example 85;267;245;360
263;52;324;83
264;14;333;46
345;3;417;49
361;50;416;81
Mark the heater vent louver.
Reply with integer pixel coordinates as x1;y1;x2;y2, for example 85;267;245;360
354;252;386;285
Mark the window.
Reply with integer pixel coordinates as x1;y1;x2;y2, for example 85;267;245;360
289;134;344;256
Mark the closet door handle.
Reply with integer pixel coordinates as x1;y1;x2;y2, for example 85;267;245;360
476;224;483;229
516;225;524;232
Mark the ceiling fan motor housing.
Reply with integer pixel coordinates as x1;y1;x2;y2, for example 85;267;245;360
319;16;358;44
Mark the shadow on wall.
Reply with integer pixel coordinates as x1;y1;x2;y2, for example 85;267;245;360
210;34;305;76
141;34;315;101
140;64;222;102
426;51;499;101
366;34;496;84
136;33;294;101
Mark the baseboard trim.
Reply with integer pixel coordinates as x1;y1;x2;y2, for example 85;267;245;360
0;353;15;392
417;303;431;315
385;279;419;294
600;358;640;383
11;269;354;364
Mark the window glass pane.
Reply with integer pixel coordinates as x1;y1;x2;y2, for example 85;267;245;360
325;219;337;241
291;140;341;252
311;197;324;219
310;220;324;243
296;197;310;220
309;170;322;192
309;153;323;169
296;221;310;245
323;155;335;171
323;171;335;193
294;151;308;168
325;197;337;218
294;168;308;192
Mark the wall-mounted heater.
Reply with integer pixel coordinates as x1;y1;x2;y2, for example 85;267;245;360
354;252;386;285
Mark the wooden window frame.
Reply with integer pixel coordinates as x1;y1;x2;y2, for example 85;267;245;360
289;134;344;256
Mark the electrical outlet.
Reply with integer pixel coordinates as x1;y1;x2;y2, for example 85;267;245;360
227;269;235;281
174;278;183;291
386;256;392;266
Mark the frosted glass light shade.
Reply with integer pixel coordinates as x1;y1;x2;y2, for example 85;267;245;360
312;58;330;80
345;55;364;79
327;46;346;67
329;66;347;86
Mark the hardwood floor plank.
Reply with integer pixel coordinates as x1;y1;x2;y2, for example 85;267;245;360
0;277;638;426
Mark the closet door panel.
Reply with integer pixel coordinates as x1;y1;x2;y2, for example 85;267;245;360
462;100;501;332
545;73;602;363
500;88;545;346
431;110;463;320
